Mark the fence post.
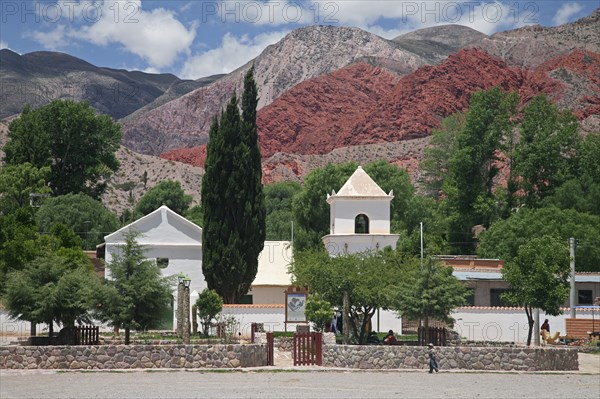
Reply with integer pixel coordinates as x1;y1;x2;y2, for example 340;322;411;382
266;332;274;366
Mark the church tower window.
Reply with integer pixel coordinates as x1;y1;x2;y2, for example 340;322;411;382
355;214;369;234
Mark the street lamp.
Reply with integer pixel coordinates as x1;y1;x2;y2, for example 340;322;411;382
177;273;186;337
183;276;192;344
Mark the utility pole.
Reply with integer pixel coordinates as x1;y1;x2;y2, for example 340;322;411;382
570;238;576;319
420;222;424;267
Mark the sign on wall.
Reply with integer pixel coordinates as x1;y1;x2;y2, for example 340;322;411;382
285;292;307;323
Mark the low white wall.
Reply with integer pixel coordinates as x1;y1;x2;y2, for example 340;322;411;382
452;307;599;343
219;306;402;337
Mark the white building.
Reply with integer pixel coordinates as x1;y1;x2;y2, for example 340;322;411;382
103;206;204;329
102;206;294;329
322;166;400;256
322;166;402;333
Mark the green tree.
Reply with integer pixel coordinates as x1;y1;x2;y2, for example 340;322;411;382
4;250;98;338
304;293;334;332
443;88;517;253
35;193;119;250
0;163;51;214
264;181;300;241
292;249;412;343
135;180;192;216
393;258;467;342
501;236;570;346
0;209;46;292
184;204;203;227
4;100;121;198
513;95;579;208
201;67;266;304
544;132;600;216
420;112;465;197
478;207;600;272
195;288;224;337
94;231;173;344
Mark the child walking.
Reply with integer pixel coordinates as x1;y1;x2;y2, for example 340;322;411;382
428;343;439;373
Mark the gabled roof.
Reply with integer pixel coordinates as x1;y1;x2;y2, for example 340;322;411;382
253;241;293;286
104;205;202;246
329;166;392;199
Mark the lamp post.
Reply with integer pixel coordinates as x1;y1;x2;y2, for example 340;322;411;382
183;276;191;344
177;273;185;338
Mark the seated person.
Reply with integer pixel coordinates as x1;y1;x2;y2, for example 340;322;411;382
383;329;398;345
367;330;380;344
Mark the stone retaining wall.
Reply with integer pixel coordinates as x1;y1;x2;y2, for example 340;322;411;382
0;344;267;370
323;345;578;371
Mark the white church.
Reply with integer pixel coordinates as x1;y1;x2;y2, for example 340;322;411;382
322;166;400;256
99;166;403;332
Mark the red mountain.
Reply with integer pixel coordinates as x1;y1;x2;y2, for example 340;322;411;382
161;48;599;178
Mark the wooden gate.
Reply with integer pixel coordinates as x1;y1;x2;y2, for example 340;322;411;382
74;326;100;345
293;332;322;366
418;326;447;346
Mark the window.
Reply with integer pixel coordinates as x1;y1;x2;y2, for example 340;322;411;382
239;295;253;304
465;288;475;306
156;258;169;268
578;290;593;305
490;289;510;307
355;214;369;234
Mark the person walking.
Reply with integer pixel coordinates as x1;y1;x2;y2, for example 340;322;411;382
428;343;439;373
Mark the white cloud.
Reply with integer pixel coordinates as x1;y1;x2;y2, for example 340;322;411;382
28;1;196;70
180;30;288;79
25;25;68;50
552;2;583;26
0;40;9;49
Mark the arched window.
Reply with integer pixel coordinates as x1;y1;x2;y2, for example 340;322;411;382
355;214;369;234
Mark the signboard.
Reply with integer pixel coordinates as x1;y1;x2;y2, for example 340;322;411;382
285;292;307;323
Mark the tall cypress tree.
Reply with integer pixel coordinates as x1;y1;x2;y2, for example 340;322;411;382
201;67;266;304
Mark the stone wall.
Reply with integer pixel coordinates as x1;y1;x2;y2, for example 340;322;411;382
323;345;578;371
0;344;268;370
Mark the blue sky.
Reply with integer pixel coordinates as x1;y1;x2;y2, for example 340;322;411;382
1;1;597;79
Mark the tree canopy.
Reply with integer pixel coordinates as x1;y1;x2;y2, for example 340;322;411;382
94;231;173;343
501;236;570;345
4;101;121;198
4;250;98;333
36;193;119;250
134;180;192;216
392;258;467;330
195;288;224;337
478;207;600;272
201;67;266;304
512;95;579;208
264;181;300;241
292;248;413;343
443;88;518;253
0;163;51;214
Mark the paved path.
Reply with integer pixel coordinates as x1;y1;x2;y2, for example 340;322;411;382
1;369;599;398
1;353;598;399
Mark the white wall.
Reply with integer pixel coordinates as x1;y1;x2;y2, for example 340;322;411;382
452;307;600;343
218;306;402;337
322;234;399;256
331;199;391;234
105;244;205;329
